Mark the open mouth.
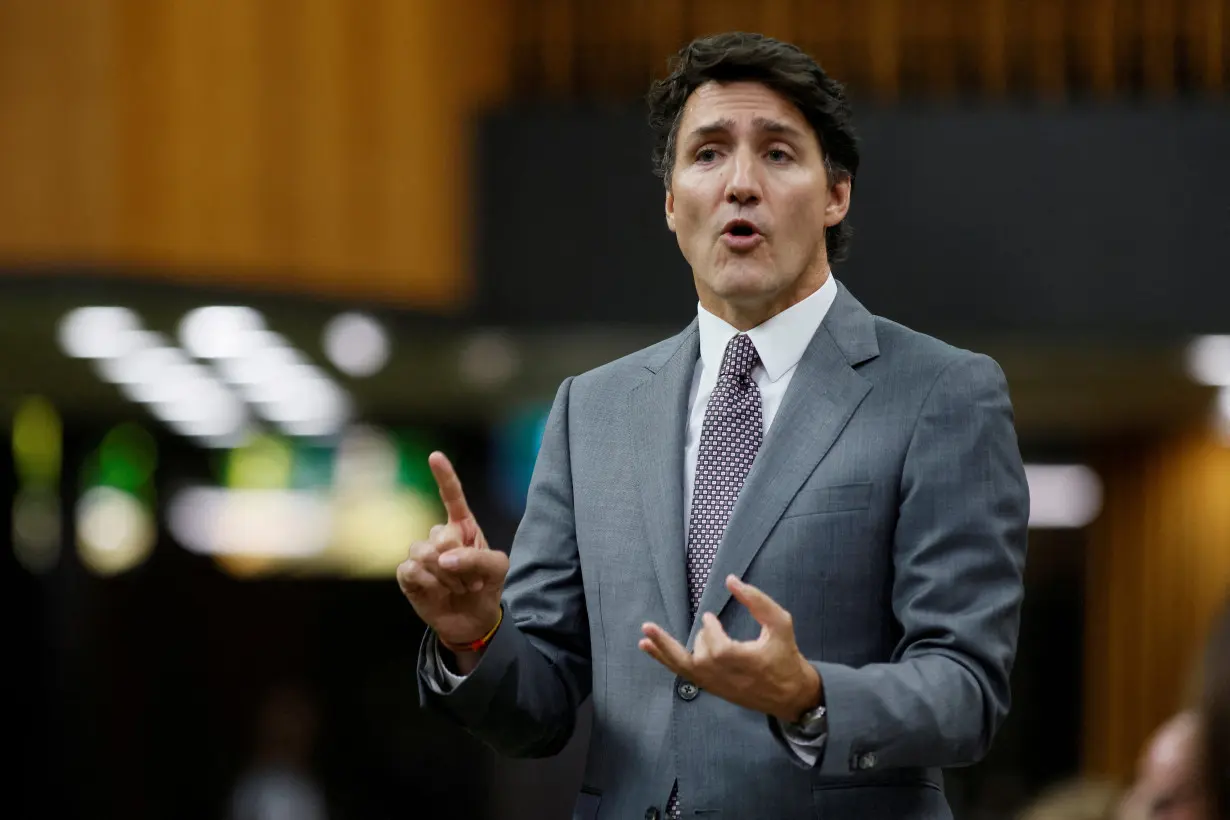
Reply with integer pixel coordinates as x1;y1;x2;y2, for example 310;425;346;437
722;219;762;238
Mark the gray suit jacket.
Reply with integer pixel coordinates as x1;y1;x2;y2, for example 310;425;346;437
418;282;1029;819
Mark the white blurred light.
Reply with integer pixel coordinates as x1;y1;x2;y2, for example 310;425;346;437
58;307;142;359
1024;464;1103;528
323;312;390;377
179;306;266;359
1185;335;1230;387
76;487;155;575
168;488;332;557
459;332;521;388
216;334;304;389
334;426;400;492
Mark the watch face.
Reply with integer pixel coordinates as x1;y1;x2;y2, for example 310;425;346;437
795;706;827;736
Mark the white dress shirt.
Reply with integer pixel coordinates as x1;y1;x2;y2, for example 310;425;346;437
426;273;840;766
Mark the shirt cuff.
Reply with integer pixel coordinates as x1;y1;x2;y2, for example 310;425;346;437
776;718;827;767
422;633;469;694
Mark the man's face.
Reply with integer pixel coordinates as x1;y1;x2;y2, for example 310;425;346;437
665;81;850;327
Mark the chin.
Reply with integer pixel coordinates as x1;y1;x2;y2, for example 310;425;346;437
710;269;781;302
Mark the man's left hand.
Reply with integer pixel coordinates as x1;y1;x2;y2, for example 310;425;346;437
639;575;822;723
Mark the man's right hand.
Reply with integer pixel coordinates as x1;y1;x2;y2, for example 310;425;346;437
397;452;509;662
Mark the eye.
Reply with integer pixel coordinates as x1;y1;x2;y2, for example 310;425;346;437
696;147;719;163
767;148;793;163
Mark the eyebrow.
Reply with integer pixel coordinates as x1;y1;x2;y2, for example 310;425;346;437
687;116;807;142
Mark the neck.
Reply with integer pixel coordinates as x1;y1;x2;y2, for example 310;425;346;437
700;267;830;331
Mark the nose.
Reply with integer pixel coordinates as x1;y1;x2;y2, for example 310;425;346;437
724;146;762;205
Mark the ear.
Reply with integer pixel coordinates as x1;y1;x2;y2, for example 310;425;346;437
823;176;852;228
665;187;676;233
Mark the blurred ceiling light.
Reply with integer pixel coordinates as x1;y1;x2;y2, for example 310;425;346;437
58;306;142;359
168;488;331;558
179;306;266;359
243;364;350;438
1024;464;1103;529
218;342;306;393
76;487;155;575
1185;335;1230;386
92;331;251;445
459;331;521;388
195;326;352;439
323;312;390;377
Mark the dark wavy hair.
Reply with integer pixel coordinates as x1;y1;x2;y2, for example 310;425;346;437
646;32;860;263
1204;597;1230;820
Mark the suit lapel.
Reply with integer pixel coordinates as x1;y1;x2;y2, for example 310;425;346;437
688;285;880;642
630;322;699;641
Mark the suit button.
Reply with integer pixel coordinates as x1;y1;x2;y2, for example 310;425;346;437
645;808;660;820
676;680;699;701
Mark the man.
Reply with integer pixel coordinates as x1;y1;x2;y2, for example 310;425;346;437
398;32;1029;819
1121;712;1206;820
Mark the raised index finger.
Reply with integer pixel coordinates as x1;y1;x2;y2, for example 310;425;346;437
428;451;474;528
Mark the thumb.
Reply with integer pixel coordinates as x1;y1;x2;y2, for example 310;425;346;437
726;575;791;634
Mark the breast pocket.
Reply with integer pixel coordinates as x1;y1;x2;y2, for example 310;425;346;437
780;482;872;520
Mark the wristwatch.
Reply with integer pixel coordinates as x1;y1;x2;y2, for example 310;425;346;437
789;703;828;740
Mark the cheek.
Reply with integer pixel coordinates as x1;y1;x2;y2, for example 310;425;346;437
671;199;707;251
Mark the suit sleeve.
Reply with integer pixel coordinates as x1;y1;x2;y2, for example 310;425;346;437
812;353;1029;776
416;377;591;758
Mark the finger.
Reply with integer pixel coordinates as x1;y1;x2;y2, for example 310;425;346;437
426;522;467;552
639;623;694;677
700;612;735;653
726;575;792;633
407;539;468;595
438;546;509;586
428;452;477;541
413;536;469;592
396;558;447;598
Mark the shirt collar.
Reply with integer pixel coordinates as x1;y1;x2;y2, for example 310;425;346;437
697;273;838;383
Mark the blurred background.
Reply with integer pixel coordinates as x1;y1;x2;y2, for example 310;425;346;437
3;1;1230;818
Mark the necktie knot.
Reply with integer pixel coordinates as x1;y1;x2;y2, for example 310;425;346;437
720;334;760;380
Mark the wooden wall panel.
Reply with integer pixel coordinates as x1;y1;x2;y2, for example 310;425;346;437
1;0;1226;306
0;0;512;308
1084;426;1230;780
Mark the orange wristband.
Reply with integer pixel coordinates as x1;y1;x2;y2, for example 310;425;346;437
439;606;503;654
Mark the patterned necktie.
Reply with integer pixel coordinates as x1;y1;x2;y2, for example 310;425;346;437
668;333;763;820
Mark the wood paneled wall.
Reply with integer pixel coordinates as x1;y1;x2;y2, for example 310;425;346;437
0;0;511;307
1084;425;1230;780
1;0;1226;304
508;0;1228;100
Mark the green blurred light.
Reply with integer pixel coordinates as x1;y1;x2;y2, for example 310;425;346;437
226;434;294;490
12;395;62;489
97;423;158;494
290;443;334;490
395;430;441;497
